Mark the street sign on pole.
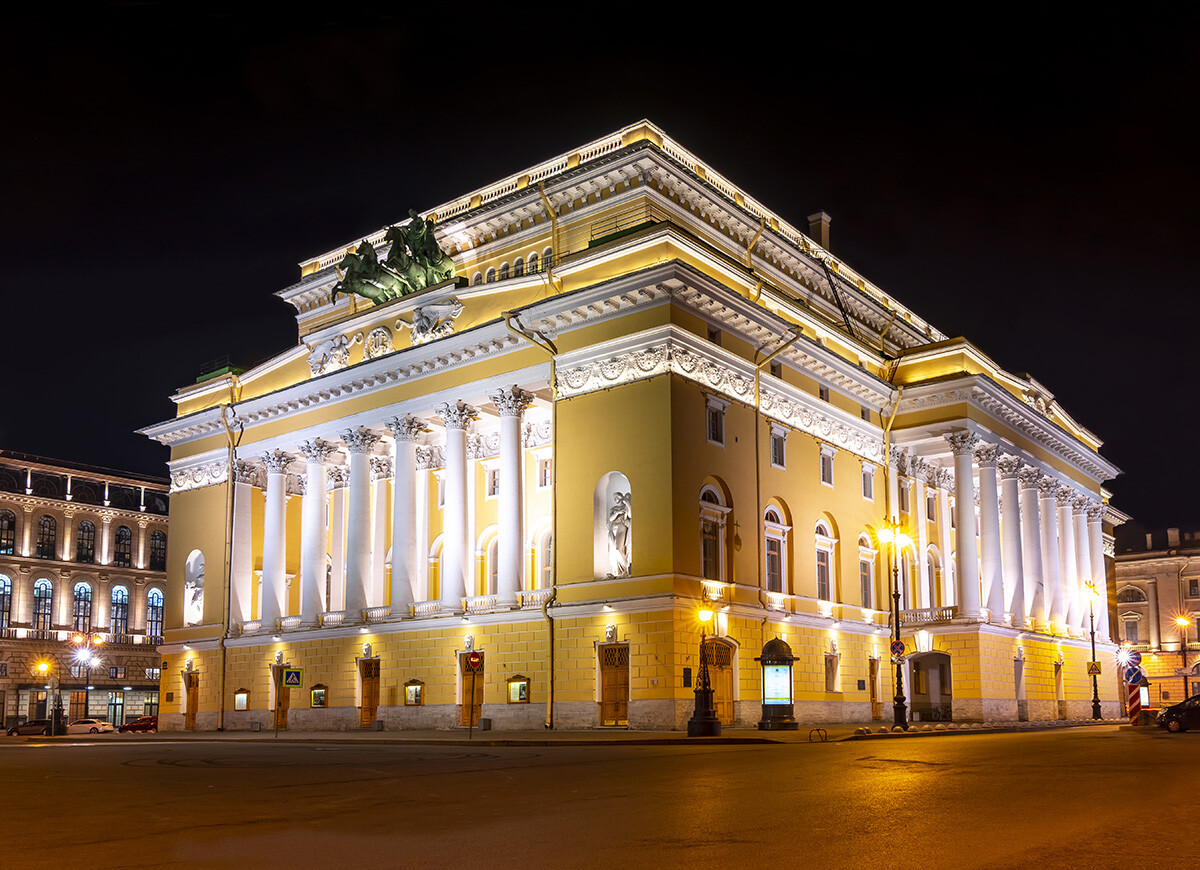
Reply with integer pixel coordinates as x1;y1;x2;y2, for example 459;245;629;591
1124;665;1145;685
282;668;303;688
1086;661;1102;676
890;640;905;657
1128;651;1142;667
467;651;483;671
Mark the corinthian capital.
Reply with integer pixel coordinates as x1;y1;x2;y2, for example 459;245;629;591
1087;503;1105;522
490;385;535;417
1071;495;1089;513
973;442;999;467
1037;475;1060;497
261;449;293;475
945;431;979;456
385;414;428;443
341;427;380;455
996;454;1023;480
297;438;338;464
1017;466;1041;489
370;456;393;480
436;400;478;431
234;459;260;485
1055;484;1074;506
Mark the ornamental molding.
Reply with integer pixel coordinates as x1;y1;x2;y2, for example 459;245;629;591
897;376;1120;484
996;454;1023;479
416;445;445;470
327;466;350;491
370;456;393;481
468;432;501;460
490;385;535;417
261;449;294;475
297;438;338;464
168;450;229;494
341;427;380;455
386;414;429;442
436;400;478;431
522;418;553;449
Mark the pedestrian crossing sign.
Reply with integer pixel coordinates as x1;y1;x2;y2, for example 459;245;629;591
282;668;303;688
1086;661;1101;676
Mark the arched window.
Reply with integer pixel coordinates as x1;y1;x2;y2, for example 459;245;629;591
537;529;553;589
858;534;878;609
814;521;837;601
513;257;524;277
699;486;729;583
33;578;53;630
149;530;167;571
147;588;164;639
1116;586;1147;604
0;574;11;628
528;252;539;274
76;520;96;563
0;510;15;555
114;526;132;568
499;262;509;280
471;271;482;286
111;585;129;635
428;537;443;602
485;267;496;283
73;582;93;632
764;508;790;594
483;533;499;596
36;515;57;559
542;247;554;270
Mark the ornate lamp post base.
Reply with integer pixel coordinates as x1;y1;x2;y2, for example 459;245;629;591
687;687;722;737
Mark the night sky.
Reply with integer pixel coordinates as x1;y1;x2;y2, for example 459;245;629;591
3;7;1197;534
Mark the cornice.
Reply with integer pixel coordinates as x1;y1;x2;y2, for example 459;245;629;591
0;493;167;525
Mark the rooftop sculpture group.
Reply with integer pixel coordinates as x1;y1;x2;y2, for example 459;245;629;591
332;209;456;305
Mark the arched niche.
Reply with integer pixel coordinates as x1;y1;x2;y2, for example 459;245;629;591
594;472;632;580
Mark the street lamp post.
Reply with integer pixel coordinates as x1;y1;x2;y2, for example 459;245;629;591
1175;616;1191;702
883;525;911;731
687;606;721;737
71;633;104;719
36;660;63;736
1086;582;1102;720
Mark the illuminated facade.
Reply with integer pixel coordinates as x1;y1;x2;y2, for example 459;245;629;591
1114;527;1200;709
142;121;1123;731
0;452;168;728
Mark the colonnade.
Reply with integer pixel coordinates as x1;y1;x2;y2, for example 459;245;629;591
229;387;536;630
943;432;1110;639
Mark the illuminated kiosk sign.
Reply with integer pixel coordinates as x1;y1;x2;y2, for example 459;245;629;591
755;637;799;731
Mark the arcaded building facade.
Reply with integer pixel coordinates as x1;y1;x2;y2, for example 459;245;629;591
142;121;1123;731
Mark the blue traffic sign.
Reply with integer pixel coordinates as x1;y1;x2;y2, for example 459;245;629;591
1128;651;1142;667
890;640;906;657
1124;665;1145;685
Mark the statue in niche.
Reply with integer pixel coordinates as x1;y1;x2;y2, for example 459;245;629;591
607;491;632;578
184;557;204;626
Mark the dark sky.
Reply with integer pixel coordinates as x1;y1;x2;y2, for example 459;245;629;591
3;7;1197;532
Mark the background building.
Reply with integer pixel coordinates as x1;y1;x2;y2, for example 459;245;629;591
1114;526;1200;709
0;452;168;728
143;121;1123;731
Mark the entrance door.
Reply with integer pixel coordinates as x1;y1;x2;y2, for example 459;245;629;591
31;690;47;720
599;644;630;726
273;669;290;729
360;659;380;727
1014;658;1028;721
703;639;735;725
107;692;125;726
459;653;484;726
869;658;881;720
184;673;199;730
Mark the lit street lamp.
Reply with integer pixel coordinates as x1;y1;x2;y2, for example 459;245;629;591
71;633;104;719
1085;582;1102;720
1175;616;1191;702
687;606;721;737
36;660;63;736
881;525;912;731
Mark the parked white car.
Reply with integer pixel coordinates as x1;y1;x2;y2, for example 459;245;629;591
67;719;115;734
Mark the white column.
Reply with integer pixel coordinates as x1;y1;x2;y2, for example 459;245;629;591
328;467;348;612
436;400;477;610
1087;503;1110;641
975;443;1004;624
1018;467;1044;626
136;521;147;570
914;476;931;608
1038;476;1065;629
1072;496;1091;632
386;415;426;615
341;427;379;622
1057;486;1079;631
935;470;954;606
229;460;256;625
259;449;292;631
491;386;534;607
1147;578;1161;649
946;432;982;619
997;455;1025;628
370;455;392;608
298;439;336;626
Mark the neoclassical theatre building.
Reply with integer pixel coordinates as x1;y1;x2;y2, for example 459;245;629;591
143;121;1124;731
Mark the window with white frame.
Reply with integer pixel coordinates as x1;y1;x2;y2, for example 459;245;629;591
485;536;499;594
1122;614;1140;645
486;467;500;499
699;487;730;582
861;464;875;501
927;491;937;523
819;445;836;487
815;522;837;601
764;508;790;594
858;535;877;609
769;424;787;469
1188;577;1199;598
537;529;553;588
705;395;728;447
535;456;553;489
898;480;911;514
818;385;830;402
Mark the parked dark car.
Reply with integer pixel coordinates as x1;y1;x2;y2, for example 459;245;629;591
1156;694;1200;732
7;719;52;736
118;716;158;733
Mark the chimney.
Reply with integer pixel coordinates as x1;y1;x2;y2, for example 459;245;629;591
807;211;831;251
1168;527;1181;547
1145;532;1153;549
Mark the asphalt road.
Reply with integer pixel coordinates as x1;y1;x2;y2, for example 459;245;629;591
3;727;1194;868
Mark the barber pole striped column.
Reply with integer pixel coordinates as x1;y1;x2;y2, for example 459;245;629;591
1127;681;1141;726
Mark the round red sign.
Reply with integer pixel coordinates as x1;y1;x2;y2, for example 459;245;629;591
467;651;483;670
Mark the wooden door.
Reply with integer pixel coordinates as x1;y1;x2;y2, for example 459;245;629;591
274;670;289;730
869;658;881;720
703;640;735;725
184;673;199;730
460;653;484;726
360;659;380;727
599;645;629;726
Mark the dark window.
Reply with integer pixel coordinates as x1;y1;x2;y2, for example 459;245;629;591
33;579;53;630
111;586;129;635
147;589;164;639
149;530;167;571
109;666;126;680
73;583;92;632
0;510;15;555
513;257;524;277
76;520;96;563
528;252;539;273
769;360;782;378
144;691;159;717
35;515;57;559
114;526;132;568
0;575;11;628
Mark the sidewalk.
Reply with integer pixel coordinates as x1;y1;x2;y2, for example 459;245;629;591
14;718;1130;747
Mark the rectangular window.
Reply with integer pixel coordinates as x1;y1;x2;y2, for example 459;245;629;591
404;682;424;706
437;474;445;509
707;406;724;446
861;467;874;500
819;385;830;402
770;433;786;468
820;453;834;486
707;325;721;345
766;538;782;593
70;691;87;721
145;691;159;717
486;468;500;498
860;559;873;608
144;668;161;681
1189;578;1199;598
507;676;530;703
109;667;126;680
0;662;7;677
816;550;831;600
950;501;957;529
70;665;85;679
1124;620;1139;644
701;520;720;581
860;404;871;422
927;492;937;523
899;482;910;514
537;458;553;489
310;687;326;708
769;360;783;378
107;691;124;725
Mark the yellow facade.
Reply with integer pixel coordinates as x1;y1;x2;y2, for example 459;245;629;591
145;121;1122;731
